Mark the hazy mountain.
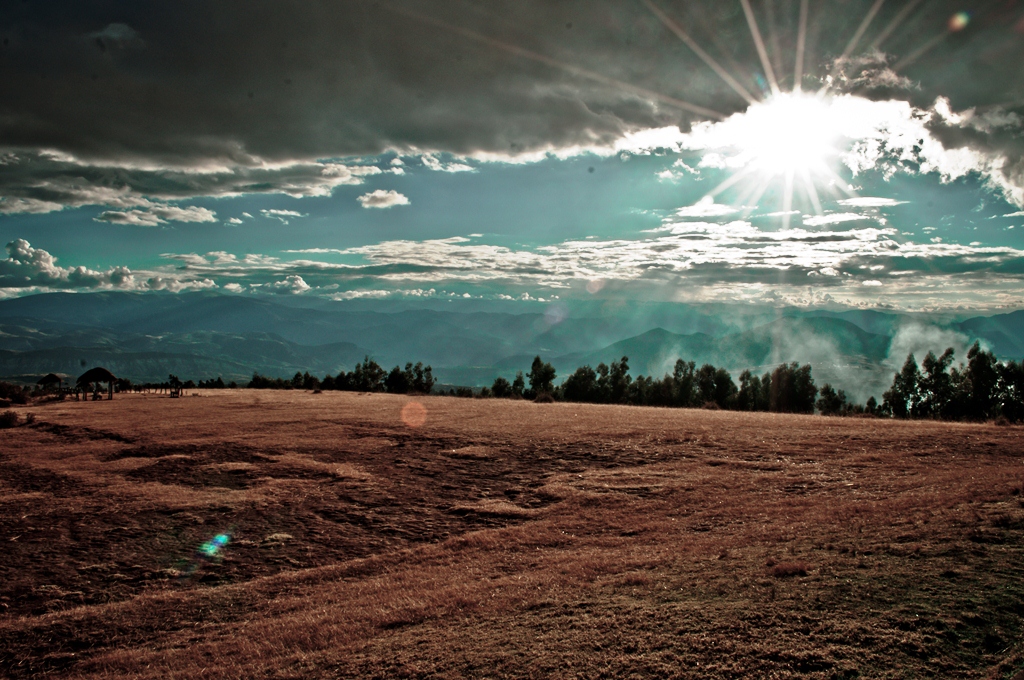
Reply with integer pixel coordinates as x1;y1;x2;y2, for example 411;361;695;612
1;291;1019;395
549;318;896;403
956;310;1024;359
556;318;888;374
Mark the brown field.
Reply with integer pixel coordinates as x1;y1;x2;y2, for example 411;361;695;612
2;391;1024;679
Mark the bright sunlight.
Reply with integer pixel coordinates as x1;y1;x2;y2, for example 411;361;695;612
735;92;838;176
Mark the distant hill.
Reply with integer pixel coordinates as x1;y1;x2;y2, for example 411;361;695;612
956;310;1024;359
555;318;890;377
0;328;369;383
1;291;1020;394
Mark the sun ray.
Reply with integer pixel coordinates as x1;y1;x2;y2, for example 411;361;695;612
739;0;781;95
781;169;795;229
739;173;776;217
707;165;759;200
841;0;887;61
799;168;823;216
642;0;758;105
764;0;786;88
892;30;949;71
794;0;809;92
870;0;925;50
384;3;725;120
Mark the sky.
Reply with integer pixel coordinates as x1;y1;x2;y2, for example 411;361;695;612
2;0;1024;312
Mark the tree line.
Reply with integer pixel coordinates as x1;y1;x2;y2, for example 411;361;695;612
107;340;1024;423
248;357;436;395
880;342;1023;422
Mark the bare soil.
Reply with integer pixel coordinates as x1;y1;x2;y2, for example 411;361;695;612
2;391;1023;678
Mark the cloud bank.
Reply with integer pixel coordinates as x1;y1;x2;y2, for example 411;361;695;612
0;1;1021;216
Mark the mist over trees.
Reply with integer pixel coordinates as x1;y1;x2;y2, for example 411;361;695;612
882;342;1023;422
199;341;1024;423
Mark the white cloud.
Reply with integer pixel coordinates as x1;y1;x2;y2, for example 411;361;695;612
421;154;474;173
671;93;1024;209
675;197;739;218
0;238;216;293
267;275;311;294
1004;211;1024;217
95;204;217;226
329;287;436;300
147;220;1024;311
357;189;410;209
802;212;872;227
261;209;306;224
227;217;243;225
839;197;909;207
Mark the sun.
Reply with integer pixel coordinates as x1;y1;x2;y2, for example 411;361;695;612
733;92;839;177
689;90;850;221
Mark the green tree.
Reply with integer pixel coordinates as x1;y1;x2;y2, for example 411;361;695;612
608;356;631;403
769;363;817;413
816;383;847;416
737;370;765;411
528;356;556;397
964;341;999;420
919;348;955;418
411;362;434;394
562;365;599;402
883;354;921;419
385;365;411;393
997;360;1024;422
491;376;512;398
351;356;386;392
511;371;525;398
672;359;696;407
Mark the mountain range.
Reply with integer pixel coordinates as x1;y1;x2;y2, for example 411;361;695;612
1;291;1022;402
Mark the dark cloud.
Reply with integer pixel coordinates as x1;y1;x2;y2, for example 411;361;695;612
1;0;1022;214
4;1;1020;162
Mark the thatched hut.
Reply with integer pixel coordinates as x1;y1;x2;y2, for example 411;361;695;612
37;373;67;392
77;367;118;400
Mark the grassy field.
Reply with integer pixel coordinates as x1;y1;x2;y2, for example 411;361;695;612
2;391;1024;678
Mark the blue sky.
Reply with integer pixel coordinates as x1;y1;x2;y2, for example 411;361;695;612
2;1;1024;311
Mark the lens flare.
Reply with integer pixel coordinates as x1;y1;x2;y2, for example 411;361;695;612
200;533;231;558
949;12;970;31
401;400;427;427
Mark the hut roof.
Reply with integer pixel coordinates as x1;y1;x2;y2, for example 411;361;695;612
37;372;67;385
77;367;117;385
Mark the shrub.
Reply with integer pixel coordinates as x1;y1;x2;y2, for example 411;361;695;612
534;392;555;403
0;410;19;428
0;381;28;405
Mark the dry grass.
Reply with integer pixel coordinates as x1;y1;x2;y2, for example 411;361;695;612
1;391;1023;678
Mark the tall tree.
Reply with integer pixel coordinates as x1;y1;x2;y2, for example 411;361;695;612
672;359;696;407
919;348;955;418
883;354;921;418
964;342;999;420
528;357;556;396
